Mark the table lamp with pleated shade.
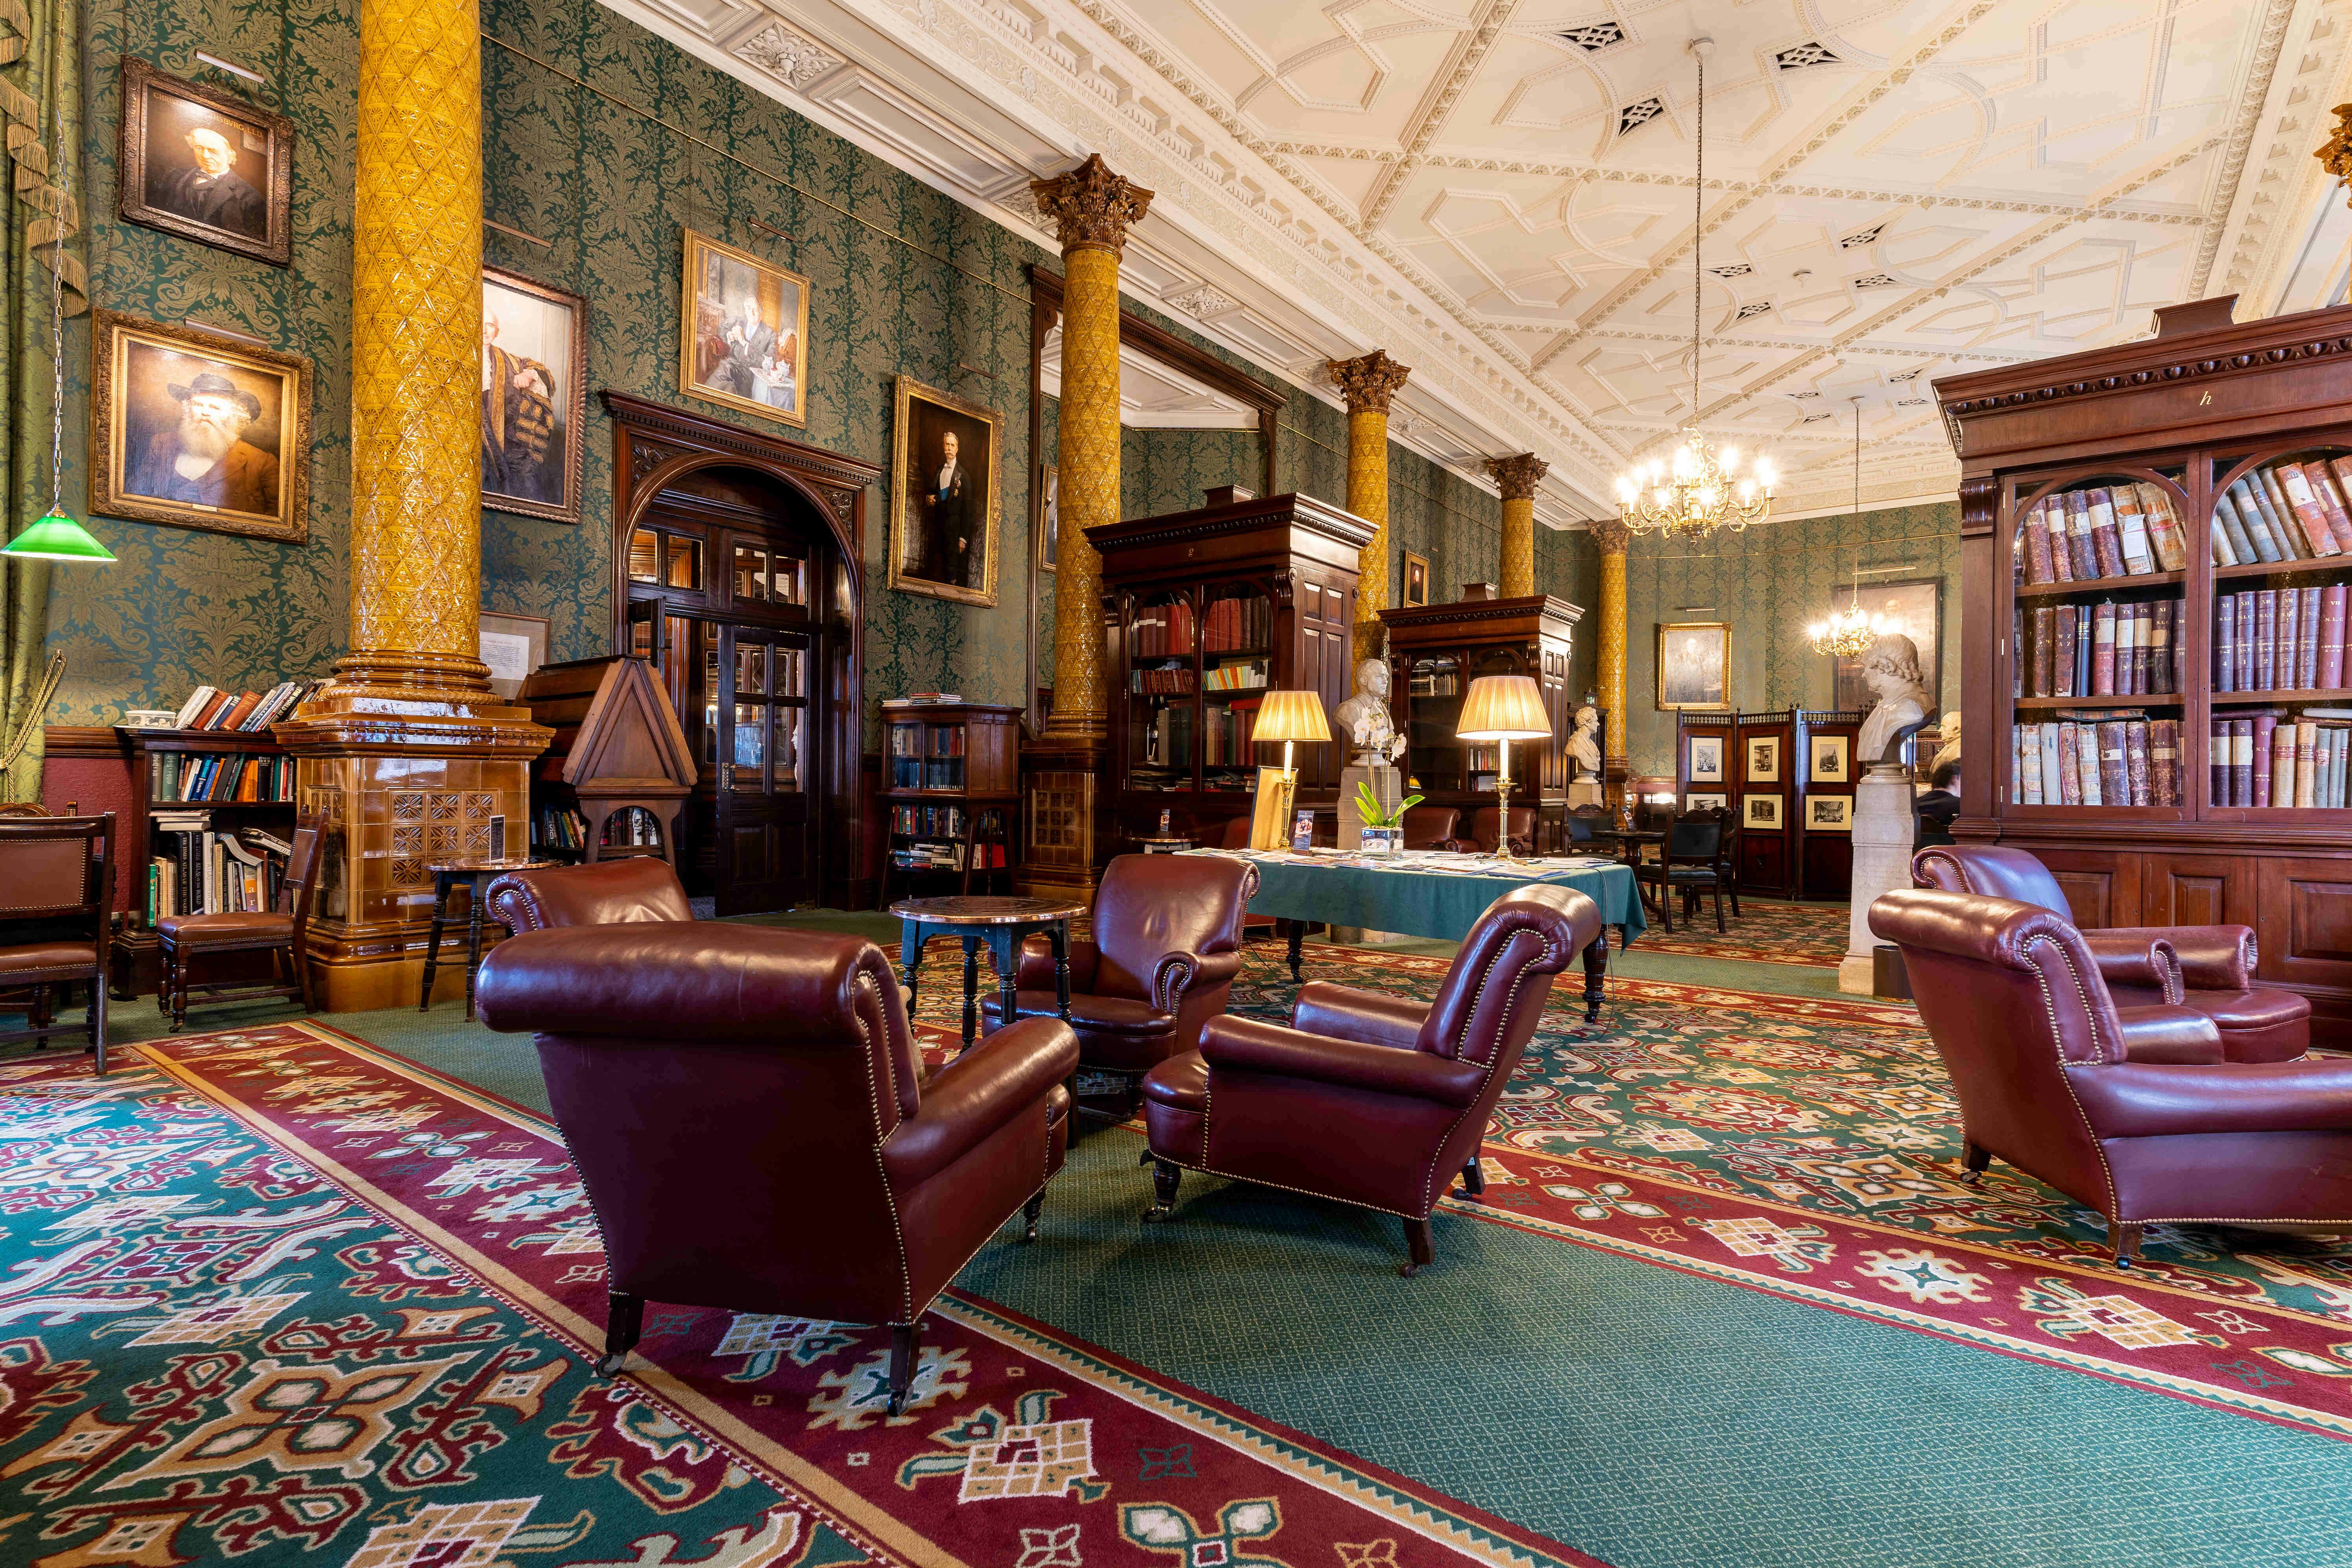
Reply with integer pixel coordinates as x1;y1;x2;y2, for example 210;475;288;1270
1456;675;1551;860
1253;689;1331;777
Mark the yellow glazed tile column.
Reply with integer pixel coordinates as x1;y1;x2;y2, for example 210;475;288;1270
1485;453;1548;599
1590;516;1631;780
273;0;549;1009
1328;350;1410;666
1033;154;1151;743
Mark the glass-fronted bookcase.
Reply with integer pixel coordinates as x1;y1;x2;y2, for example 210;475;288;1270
1942;295;2352;1044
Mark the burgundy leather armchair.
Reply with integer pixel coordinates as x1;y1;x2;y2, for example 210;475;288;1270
1437;806;1535;856
484;858;694;932
1911;844;2308;1062
1871;888;2352;1265
477;921;1077;1412
1141;884;1600;1275
981;852;1257;1095
1399;805;1460;850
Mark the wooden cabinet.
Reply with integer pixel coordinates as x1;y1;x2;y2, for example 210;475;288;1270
1938;295;2352;1042
1090;489;1371;847
1379;596;1580;851
880;700;1021;897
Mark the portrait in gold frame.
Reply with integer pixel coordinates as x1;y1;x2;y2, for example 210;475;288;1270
889;375;1003;607
679;229;811;429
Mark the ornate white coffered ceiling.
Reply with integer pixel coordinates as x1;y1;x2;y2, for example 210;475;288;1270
611;0;2352;526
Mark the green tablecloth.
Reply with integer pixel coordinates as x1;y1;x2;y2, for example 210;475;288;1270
1184;850;1646;946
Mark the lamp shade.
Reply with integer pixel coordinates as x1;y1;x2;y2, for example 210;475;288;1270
1456;675;1550;740
1253;688;1332;745
2;507;114;563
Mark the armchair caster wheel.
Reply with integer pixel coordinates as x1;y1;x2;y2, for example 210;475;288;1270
1399;1216;1434;1278
1396;1261;1422;1278
595;1352;629;1376
1021;1190;1044;1243
885;1389;910;1417
1142;1158;1181;1222
1141;1203;1174;1223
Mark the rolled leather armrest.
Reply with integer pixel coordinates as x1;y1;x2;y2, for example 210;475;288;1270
2079;932;2183;1004
1015;936;1099;993
1152;949;1241;1010
1290;982;1428;1050
1199;1014;1487;1106
2112;1005;2224;1064
2136;924;2256;990
2064;1056;2352;1138
884;1016;1079;1186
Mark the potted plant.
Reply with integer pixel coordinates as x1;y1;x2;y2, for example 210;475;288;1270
1352;781;1422;858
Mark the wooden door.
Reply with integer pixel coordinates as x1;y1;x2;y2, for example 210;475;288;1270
716;624;817;914
2256;858;2352;988
2140;853;2252;928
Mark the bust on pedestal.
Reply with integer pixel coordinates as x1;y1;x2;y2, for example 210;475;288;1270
1841;634;1933;995
1333;657;1406;942
1566;702;1602;808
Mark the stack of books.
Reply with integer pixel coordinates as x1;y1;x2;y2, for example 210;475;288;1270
2011;714;2181;806
2210;458;2352;564
2016;599;2182;698
2210;709;2352;806
1133;601;1199;658
1201;596;1270;652
2016;484;2190;584
2214;585;2352;692
1203;658;1268;694
147;816;289;922
168;679;324;731
535;807;595;850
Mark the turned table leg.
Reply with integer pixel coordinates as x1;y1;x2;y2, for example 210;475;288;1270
1581;930;1609;1024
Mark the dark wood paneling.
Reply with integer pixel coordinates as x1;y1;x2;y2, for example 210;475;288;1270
2141;853;2254;929
1739;830;1787;897
2257;860;2352;989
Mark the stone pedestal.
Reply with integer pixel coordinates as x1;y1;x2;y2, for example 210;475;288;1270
1568;777;1602;808
1841;763;1915;994
1334;762;1404;944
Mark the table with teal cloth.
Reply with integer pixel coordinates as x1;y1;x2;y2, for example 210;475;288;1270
1182;851;1645;1022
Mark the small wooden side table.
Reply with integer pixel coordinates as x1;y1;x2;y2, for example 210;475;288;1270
420;856;556;1020
888;895;1085;1053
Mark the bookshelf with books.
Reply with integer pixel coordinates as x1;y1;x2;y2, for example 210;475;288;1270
1940;294;2352;1042
108;679;326;998
880;698;1021;897
1093;489;1370;848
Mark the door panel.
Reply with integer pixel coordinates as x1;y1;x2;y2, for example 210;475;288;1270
715;624;817;914
2017;848;2139;929
2141;854;2253;929
2257;860;2352;987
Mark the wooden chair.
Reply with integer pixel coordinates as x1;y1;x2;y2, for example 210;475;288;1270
159;811;327;1033
0;813;114;1072
1631;808;1734;933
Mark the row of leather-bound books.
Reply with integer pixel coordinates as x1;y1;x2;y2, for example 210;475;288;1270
2014;599;2182;699
2014;483;2189;584
2208;711;2352;807
2213;585;2352;692
2011;716;2180;806
2210;457;2352;565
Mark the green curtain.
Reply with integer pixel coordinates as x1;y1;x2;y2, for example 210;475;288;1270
0;0;83;804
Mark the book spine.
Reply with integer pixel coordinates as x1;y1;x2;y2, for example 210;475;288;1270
2097;721;2129;806
2259;469;2309;558
2092;601;2117;695
2210;716;2228;806
2211;511;2238;567
2282;463;2342;555
2057;721;2084;804
2117;499;2153;575
2087;489;2124;577
2298;721;2320;807
2257;590;2278;691
2020;724;2044;804
2066;490;2099;579
2235;480;2286;563
2273;720;2299;807
2150;718;2179;807
2305;461;2352;555
2125;719;2152;806
2142;484;2190;571
2327;585;2349;688
2031;606;2054;697
2118;604;2140;696
2038;724;2063;805
2254;713;2280;806
2151;600;2173;694
2216;596;2237;692
2024;498;2055;584
2231;720;2254;807
2302;586;2323;690
2055;606;2077;698
2217;490;2258;566
2280;589;2302;693
2076;723;2105;806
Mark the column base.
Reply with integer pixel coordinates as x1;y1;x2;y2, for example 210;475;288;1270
1016;734;1109;905
274;654;553;1013
1837;952;1877;995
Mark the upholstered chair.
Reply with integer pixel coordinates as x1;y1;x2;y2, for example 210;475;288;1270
981;852;1258;1099
1141;884;1600;1275
0;813;113;1072
1871;887;2352;1265
483;857;694;932
1437;806;1535;856
1911;843;2308;1062
478;921;1077;1413
1399;805;1460;849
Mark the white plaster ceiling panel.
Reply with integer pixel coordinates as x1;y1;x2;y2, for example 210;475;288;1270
612;0;2333;521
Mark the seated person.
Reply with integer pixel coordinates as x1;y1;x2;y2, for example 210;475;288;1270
1915;760;1960;846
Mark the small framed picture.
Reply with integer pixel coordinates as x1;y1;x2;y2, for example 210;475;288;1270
1809;733;1850;784
1036;463;1058;574
890;376;1003;607
1402;551;1430;607
478;612;550;701
91;311;311;543
1657;621;1731;711
482;267;587;524
1808;794;1853;833
1746;735;1781;784
1689;734;1725;783
117;60;293;266
1686;791;1728;813
1743;793;1782;829
680;228;810;428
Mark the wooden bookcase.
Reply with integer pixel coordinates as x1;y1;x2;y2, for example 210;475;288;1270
1939;294;2352;1044
1092;489;1370;847
1380;596;1581;852
108;726;298;998
881;699;1021;898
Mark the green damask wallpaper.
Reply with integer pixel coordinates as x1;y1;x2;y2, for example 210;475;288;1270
1621;500;1962;775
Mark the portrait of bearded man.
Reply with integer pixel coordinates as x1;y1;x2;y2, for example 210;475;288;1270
149;124;265;240
125;370;280;517
481;307;557;503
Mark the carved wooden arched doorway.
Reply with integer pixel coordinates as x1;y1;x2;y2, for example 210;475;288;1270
604;393;880;914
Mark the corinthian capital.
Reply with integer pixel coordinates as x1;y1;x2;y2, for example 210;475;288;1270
1327;350;1411;415
1485;453;1548;500
1588;516;1633;554
1031;154;1154;258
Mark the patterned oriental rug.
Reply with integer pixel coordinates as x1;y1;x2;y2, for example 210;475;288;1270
10;939;2352;1566
1609;895;1850;967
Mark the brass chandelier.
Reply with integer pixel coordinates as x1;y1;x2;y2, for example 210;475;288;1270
1612;39;1775;538
1808;398;1882;657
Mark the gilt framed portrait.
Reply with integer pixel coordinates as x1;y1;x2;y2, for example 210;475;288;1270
1657;621;1731;711
1743;793;1781;829
1689;734;1725;783
481;267;587;524
90;311;311;544
679;229;810;428
1746;735;1781;784
117;60;293;266
1809;733;1850;784
890;376;1002;606
1402;551;1430;607
1808;794;1852;833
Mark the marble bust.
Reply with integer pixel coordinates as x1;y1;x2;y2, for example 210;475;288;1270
1928;711;1961;776
1567;703;1601;777
1857;632;1933;765
1332;657;1405;769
